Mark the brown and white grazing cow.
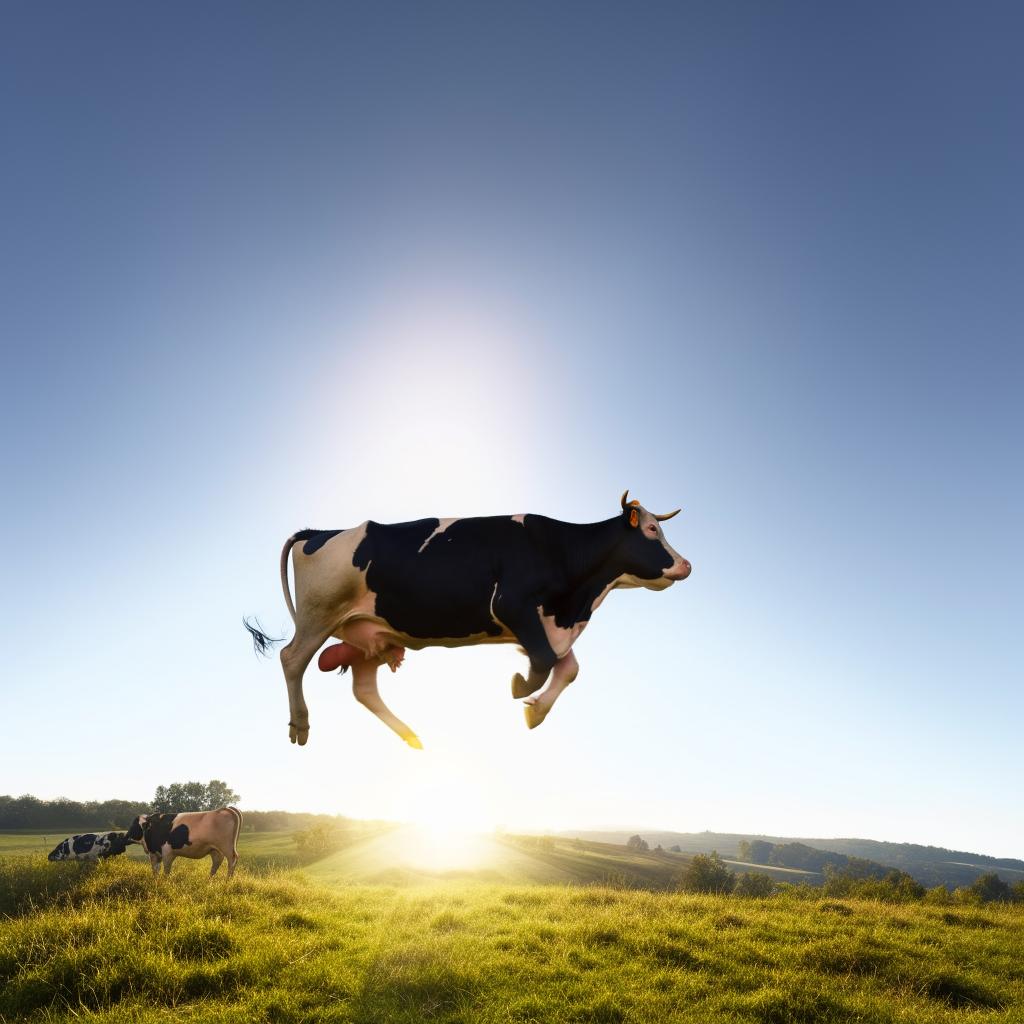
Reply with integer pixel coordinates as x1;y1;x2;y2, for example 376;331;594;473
126;807;241;877
245;490;690;748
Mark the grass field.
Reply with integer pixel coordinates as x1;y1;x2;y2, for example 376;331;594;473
2;839;1023;1024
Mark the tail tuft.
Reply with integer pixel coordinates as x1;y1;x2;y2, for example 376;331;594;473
243;617;284;657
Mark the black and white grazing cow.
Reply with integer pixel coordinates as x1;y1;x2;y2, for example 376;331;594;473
47;831;130;862
126;807;242;877
246;491;691;748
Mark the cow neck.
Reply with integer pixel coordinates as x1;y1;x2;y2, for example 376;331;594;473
544;516;625;591
535;516;627;628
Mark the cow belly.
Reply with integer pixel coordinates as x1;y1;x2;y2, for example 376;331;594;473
336;615;515;654
163;841;215;860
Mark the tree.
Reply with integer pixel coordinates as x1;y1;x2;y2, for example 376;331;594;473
968;872;1012;903
734;871;775;897
151;780;240;813
742;840;774;864
679;852;735;894
626;835;649;852
669;845;681;853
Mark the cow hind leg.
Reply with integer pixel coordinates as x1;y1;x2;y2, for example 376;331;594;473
161;851;175;876
227;849;239;878
281;624;334;746
524;649;579;730
210;850;224;876
351;658;423;749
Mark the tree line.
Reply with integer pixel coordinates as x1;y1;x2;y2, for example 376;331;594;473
684;850;1024;904
0;788;362;835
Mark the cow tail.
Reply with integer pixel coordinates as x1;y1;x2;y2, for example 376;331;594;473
280;534;300;623
226;806;242;853
243;534;301;656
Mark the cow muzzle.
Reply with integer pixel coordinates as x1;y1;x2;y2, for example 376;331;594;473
664;559;691;581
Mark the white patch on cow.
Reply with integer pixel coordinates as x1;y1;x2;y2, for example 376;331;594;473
511;514;526;524
417;518;458;553
537;607;589;659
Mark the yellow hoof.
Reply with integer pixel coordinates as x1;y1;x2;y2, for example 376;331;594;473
512;672;541;699
524;702;549;730
405;734;424;750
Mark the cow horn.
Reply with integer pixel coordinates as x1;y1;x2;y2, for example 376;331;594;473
620;489;630;510
654;508;682;522
620;489;640;510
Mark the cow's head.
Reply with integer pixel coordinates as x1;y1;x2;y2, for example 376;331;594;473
105;832;130;856
47;839;71;862
615;490;691;590
125;815;148;845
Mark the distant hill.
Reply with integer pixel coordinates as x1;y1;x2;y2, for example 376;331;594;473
304;828;706;889
557;830;1024;889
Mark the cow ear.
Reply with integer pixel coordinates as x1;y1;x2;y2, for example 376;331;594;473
629;508;639;528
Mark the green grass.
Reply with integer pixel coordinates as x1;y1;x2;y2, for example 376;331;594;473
1;855;1022;1023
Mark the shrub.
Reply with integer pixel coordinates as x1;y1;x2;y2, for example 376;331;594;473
967;872;1013;903
678;852;735;895
734;871;775;897
292;823;340;863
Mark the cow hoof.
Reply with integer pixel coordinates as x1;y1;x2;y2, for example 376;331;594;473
512;672;541;699
289;723;309;746
523;701;549;730
404;733;423;750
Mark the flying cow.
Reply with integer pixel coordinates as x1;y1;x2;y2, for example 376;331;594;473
245;491;690;747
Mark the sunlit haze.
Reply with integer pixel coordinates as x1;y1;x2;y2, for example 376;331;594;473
2;4;1021;858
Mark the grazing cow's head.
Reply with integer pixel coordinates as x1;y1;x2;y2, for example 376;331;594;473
47;838;72;862
615;490;691;590
126;815;148;845
105;832;130;856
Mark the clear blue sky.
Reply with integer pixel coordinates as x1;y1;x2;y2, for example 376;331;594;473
2;3;1021;856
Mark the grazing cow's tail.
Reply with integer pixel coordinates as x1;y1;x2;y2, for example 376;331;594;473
225;806;242;850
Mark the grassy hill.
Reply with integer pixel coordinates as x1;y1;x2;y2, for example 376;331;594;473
1;855;1022;1023
561;830;1024;889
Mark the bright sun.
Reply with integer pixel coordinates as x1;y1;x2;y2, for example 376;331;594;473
387;753;501;871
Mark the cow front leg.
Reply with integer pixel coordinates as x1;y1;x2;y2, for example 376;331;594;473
148;853;161;877
524;649;579;730
351;658;423;749
499;606;558;699
162;851;175;876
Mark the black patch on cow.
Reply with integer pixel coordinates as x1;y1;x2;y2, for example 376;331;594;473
126;817;144;843
294;528;342;555
141;813;192;853
339;513;677;664
102;832;129;857
72;833;97;855
168;824;192;849
353;518;508;641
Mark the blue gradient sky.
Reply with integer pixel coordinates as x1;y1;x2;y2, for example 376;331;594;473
2;3;1021;855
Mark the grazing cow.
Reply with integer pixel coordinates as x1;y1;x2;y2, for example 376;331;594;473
246;491;690;748
48;831;130;862
126;807;242;877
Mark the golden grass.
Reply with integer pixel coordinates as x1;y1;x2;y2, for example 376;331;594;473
1;856;1022;1023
